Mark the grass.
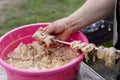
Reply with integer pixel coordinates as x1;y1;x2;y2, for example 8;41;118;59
0;0;86;36
0;0;113;47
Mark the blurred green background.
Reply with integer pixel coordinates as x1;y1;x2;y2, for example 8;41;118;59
0;0;85;35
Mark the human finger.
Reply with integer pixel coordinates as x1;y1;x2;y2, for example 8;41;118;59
45;23;56;34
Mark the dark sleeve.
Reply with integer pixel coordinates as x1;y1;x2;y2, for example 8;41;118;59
114;0;120;49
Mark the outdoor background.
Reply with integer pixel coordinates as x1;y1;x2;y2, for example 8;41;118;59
0;0;119;80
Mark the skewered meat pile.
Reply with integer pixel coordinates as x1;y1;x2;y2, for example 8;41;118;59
70;41;96;62
5;28;79;70
70;41;118;67
33;27;55;47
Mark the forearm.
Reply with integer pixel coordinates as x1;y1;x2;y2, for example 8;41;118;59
65;0;115;30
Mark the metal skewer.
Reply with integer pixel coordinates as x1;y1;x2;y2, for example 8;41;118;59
52;39;70;45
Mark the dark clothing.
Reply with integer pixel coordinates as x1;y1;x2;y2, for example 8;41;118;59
117;69;120;80
114;0;120;80
114;0;120;49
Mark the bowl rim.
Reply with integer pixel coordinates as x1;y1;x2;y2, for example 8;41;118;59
0;23;88;74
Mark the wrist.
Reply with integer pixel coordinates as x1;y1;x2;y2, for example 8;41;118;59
62;16;74;26
66;16;85;30
63;17;81;33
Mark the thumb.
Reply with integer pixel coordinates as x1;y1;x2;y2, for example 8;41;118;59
45;23;55;34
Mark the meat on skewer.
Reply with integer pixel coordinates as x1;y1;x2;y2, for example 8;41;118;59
70;41;118;67
33;27;55;47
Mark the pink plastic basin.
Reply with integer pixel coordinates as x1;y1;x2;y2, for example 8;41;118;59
0;23;88;80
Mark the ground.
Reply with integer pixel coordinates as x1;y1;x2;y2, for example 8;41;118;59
0;0;27;35
0;0;119;80
0;0;26;23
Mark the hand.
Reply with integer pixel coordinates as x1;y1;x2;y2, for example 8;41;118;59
45;17;79;40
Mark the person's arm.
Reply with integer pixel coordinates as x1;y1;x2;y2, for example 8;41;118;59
45;0;115;40
67;0;115;29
